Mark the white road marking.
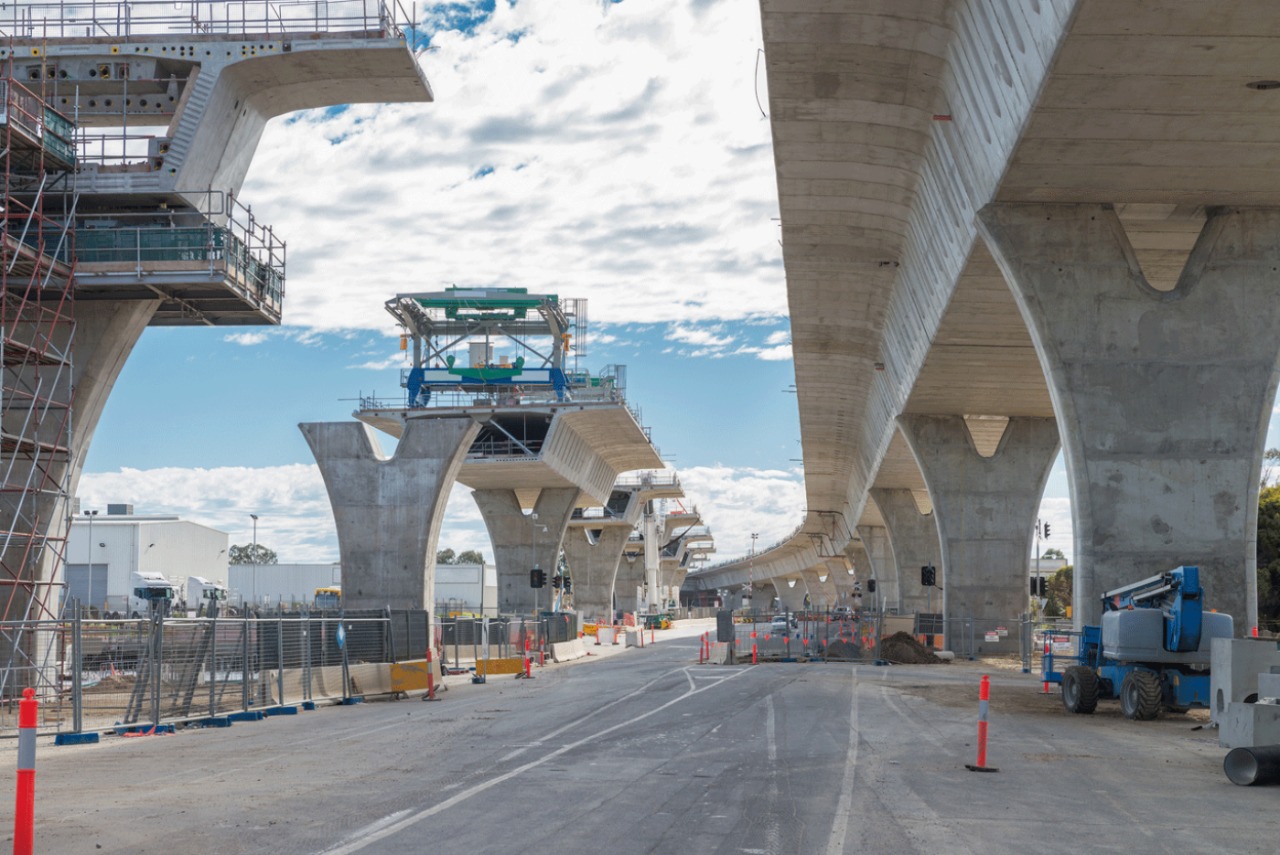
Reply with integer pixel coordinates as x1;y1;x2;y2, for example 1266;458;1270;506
824;666;860;855
320;665;752;854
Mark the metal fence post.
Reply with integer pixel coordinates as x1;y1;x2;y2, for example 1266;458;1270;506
151;612;163;727
71;605;83;734
209;610;218;718
277;614;285;707
303;612;312;702
1020;612;1031;673
241;612;250;712
340;616;351;703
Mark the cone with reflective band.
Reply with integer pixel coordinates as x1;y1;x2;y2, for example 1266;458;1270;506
14;687;38;855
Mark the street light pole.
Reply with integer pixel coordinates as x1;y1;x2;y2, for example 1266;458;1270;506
83;509;98;615
250;513;259;610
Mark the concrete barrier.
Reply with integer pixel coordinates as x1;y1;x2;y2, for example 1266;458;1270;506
625;629;643;648
551;638;588;662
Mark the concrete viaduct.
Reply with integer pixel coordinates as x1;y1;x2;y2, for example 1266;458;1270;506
687;0;1280;651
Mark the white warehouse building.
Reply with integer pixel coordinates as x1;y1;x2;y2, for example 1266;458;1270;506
67;504;229;616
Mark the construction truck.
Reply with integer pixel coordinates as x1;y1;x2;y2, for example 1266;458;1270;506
1044;566;1232;720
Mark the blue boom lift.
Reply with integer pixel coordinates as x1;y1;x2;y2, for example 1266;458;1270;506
1045;566;1233;720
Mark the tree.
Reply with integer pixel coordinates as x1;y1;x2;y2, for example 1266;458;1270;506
1042;548;1065;560
436;548;487;565
1257;485;1280;628
229;543;277;565
1044;565;1073;617
1264;448;1280;487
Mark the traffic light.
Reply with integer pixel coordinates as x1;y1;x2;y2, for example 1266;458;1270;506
1043;523;1051;539
563;576;572;593
552;575;562;590
1030;577;1046;596
866;579;876;594
921;564;937;587
530;568;546;588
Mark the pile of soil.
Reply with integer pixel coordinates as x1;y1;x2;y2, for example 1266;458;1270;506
824;640;862;661
880;631;944;665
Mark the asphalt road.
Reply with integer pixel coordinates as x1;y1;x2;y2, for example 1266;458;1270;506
2;620;1275;854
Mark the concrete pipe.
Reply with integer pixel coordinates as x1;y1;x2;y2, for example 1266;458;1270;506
1223;745;1280;786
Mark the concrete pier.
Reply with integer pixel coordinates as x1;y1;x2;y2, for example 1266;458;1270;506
475;487;579;615
870;489;941;616
562;523;634;620
856;526;895;612
301;418;478;611
980;204;1280;630
898;415;1058;653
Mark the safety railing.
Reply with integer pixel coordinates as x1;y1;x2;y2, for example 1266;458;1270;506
0;0;418;39
0;607;430;738
76;191;285;306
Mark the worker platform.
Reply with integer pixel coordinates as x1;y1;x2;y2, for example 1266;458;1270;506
4;0;431;326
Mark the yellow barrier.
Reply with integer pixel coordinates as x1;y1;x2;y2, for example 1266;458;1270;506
584;623;599;637
475;657;525;676
390;659;445;692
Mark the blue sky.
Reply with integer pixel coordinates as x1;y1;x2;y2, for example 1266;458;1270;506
75;0;1280;568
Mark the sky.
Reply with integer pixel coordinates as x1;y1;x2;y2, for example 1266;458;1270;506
73;0;1280;571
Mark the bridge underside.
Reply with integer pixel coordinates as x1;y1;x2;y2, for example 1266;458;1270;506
690;0;1280;639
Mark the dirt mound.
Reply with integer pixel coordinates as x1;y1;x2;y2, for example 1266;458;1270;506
880;631;944;665
824;640;861;661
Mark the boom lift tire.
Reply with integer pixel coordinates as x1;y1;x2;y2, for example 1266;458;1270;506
1120;670;1162;720
1061;665;1099;714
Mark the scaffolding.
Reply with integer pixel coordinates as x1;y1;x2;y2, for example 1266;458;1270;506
0;71;78;698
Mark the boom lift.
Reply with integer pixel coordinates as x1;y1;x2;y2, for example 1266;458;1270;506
1046;566;1233;720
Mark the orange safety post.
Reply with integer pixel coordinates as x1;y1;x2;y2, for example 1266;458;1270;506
14;687;37;855
752;643;758;665
523;655;533;679
965;675;998;773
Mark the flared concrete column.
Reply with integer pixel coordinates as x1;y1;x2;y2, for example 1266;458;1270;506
827;555;858;603
0;300;160;627
475;487;578;615
979;204;1280;631
856;525;897;611
898;416;1059;653
772;578;806;612
870;489;941;615
802;569;838;609
302;418;478;612
562;526;630;620
614;554;644;615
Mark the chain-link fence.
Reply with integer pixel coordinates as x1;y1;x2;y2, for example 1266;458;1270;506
0;607;431;738
704;608;1048;667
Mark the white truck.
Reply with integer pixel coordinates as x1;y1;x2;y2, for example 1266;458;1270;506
128;570;181;617
186;576;228;616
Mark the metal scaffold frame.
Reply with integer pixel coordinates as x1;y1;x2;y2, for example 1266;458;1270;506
0;67;78;662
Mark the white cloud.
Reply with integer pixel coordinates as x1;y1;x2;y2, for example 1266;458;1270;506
223;331;269;346
241;0;784;335
78;460;807;568
764;330;789;346
737;343;792;361
668;325;735;348
676;464;806;558
79;466;494;563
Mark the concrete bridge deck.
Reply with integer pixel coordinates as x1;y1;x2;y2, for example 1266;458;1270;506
690;0;1280;645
